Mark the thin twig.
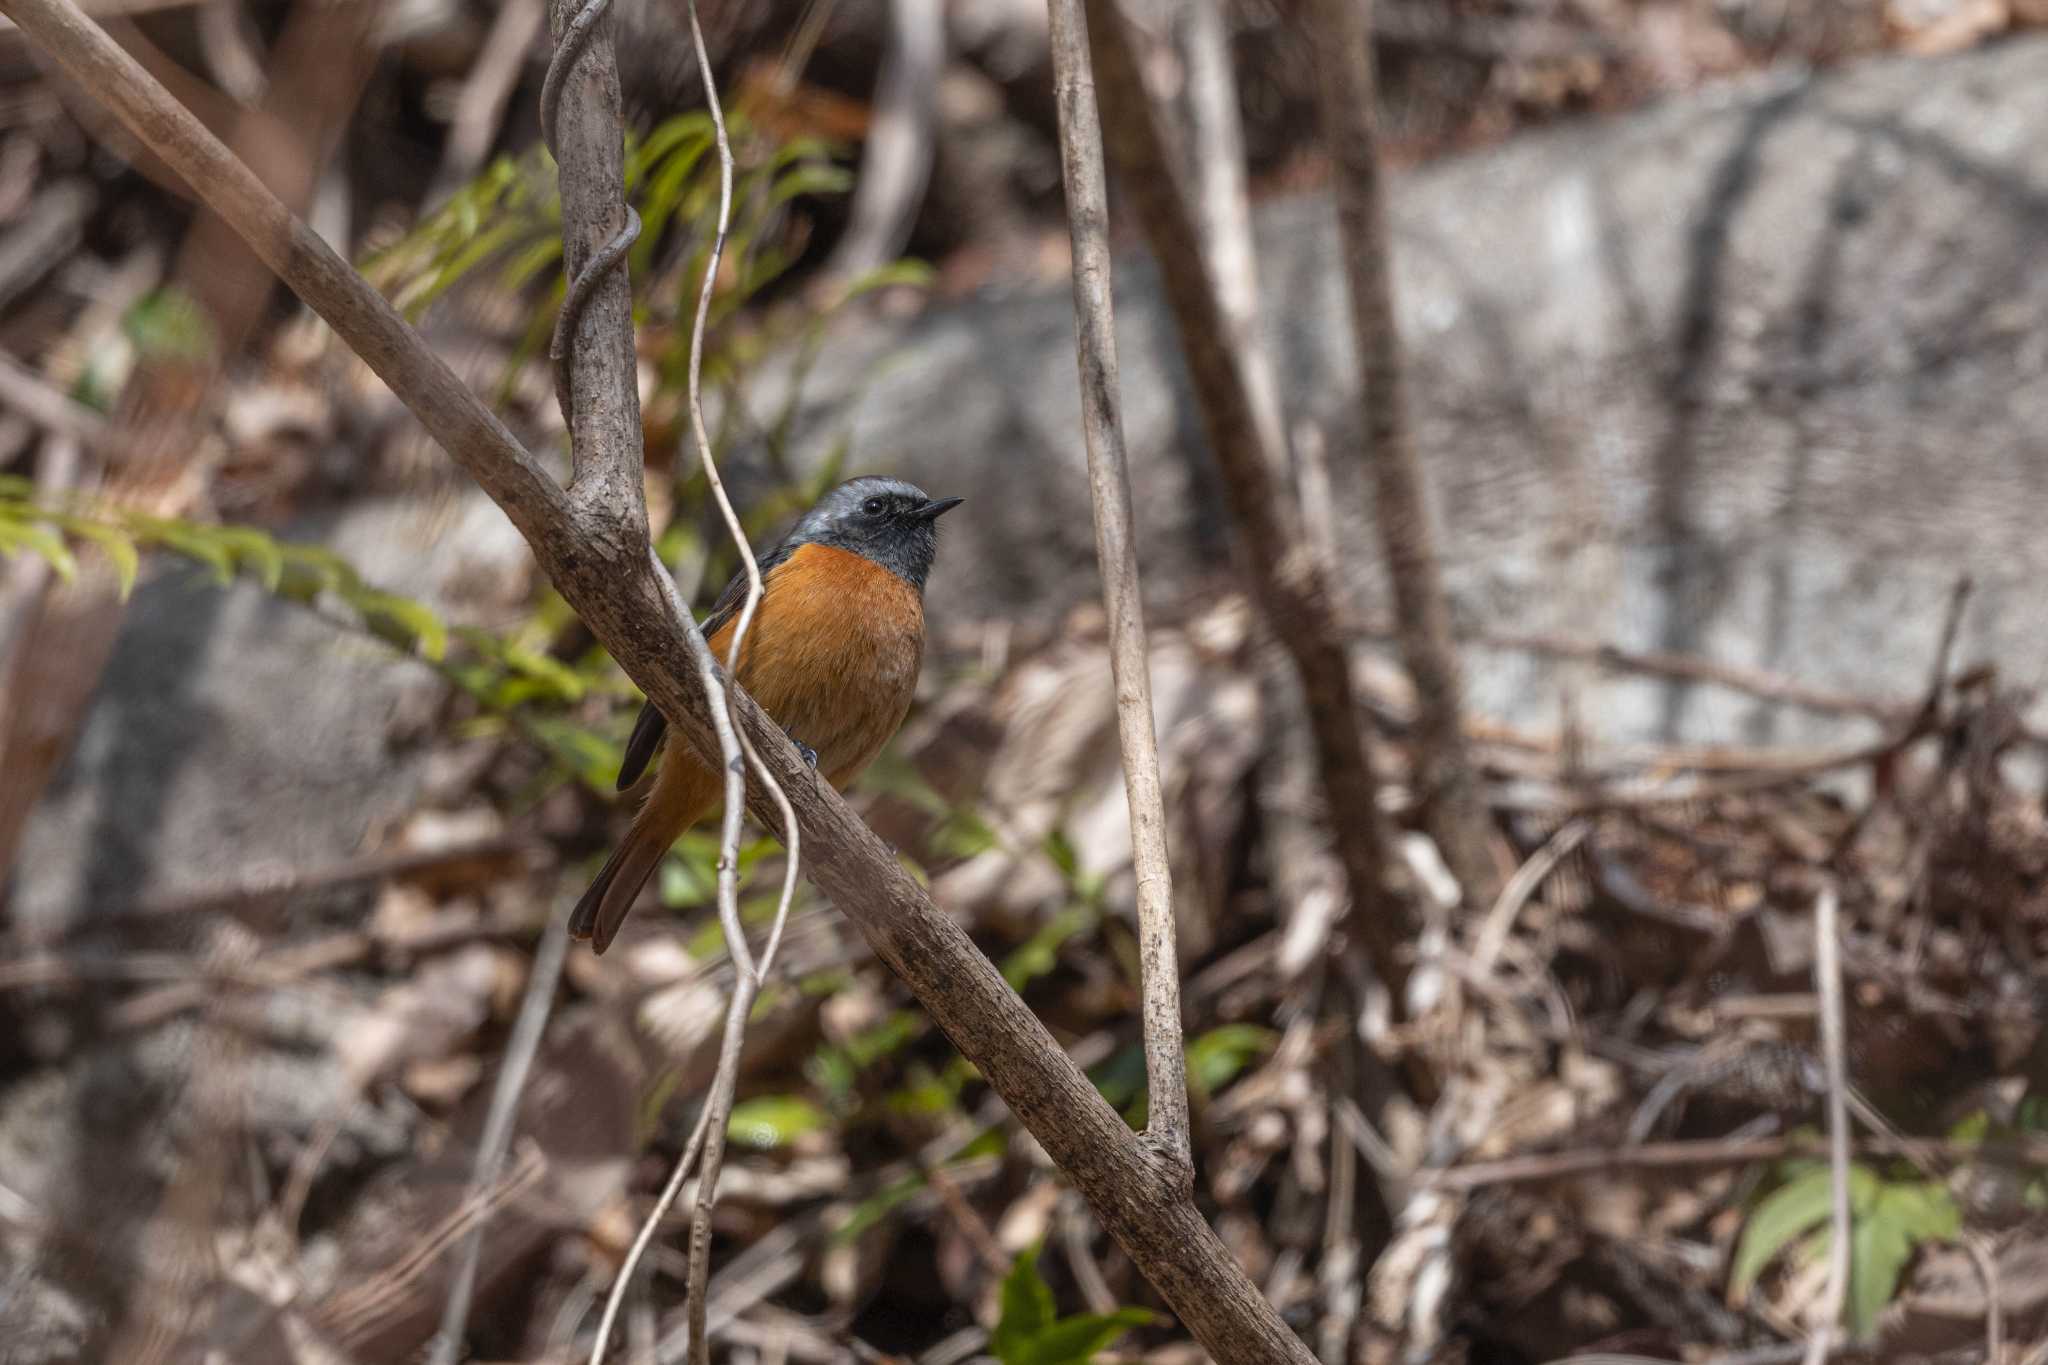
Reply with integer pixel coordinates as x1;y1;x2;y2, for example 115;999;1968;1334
1060;1194;1117;1313
674;7;803;1359
1045;0;1191;1177
22;835;539;939
1807;882;1850;1365
1964;1233;2002;1362
1470;817;1587;974
1419;1132;2048;1192
429;912;571;1365
592;1105;714;1360
312;1142;549;1346
0;349;109;448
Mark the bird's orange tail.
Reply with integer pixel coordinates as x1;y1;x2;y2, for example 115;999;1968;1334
569;753;718;954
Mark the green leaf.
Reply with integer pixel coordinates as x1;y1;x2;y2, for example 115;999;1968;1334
1005;1310;1154;1365
766;162;855;210
1878;1181;1960;1243
1043;830;1080;884
214;527;284;591
661;849;717;909
993;1244;1151;1365
133;516;233;584
70;333;133;412
352;590;448;661
1948;1110;1990;1143
1001;906;1091;991
767;134;843;170
845;1011;924;1068
0;517;78;583
497;236;565;293
933;809;999;858
499;643;586;700
726;1095;828;1150
410;218;526;316
992;1245;1058;1361
1186;1025;1277;1098
60;518;138;597
1088;1043;1148;1111
123;287;215;363
279;544;363;594
832;1172;923;1246
885;1064;960;1119
631;113;712;177
836;259;936;302
1733;1165;1870;1295
518;715;621;789
1847;1204;1915;1337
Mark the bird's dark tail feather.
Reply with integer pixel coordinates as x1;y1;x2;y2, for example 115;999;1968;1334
567;830;668;955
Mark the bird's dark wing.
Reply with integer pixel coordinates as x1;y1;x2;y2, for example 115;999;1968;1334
613;538;802;791
615;699;670;792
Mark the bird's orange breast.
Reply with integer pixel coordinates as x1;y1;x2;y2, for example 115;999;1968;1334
704;542;925;785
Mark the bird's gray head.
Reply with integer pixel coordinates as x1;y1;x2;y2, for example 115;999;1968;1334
787;476;963;590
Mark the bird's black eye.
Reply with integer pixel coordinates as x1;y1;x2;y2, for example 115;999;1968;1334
861;496;888;517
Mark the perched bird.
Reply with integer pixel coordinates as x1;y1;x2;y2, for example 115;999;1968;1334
569;476;962;953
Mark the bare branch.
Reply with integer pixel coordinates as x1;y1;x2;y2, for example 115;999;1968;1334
1307;0;1498;902
1084;0;1404;998
1045;0;1191;1178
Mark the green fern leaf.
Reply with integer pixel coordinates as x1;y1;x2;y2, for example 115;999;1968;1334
214;527;285;591
58;517;140;597
0;516;78;583
352;588;448;661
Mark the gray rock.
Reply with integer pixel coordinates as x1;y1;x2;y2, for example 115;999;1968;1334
772;37;2048;755
13;488;530;931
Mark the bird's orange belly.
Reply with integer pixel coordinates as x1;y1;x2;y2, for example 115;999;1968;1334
714;542;926;785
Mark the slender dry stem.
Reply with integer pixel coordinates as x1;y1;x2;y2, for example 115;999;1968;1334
673;8;803;1358
1807;882;1849;1365
591;1105;713;1358
1045;0;1191;1177
430;912;571;1365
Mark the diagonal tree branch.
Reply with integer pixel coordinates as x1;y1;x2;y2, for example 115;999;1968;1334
1045;0;1191;1180
0;0;1313;1356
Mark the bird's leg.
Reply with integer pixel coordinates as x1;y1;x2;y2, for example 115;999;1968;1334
784;729;819;769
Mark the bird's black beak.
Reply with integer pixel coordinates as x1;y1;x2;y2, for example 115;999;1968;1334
913;496;964;521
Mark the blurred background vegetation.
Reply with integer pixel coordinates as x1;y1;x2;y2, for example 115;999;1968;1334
6;2;2048;1362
